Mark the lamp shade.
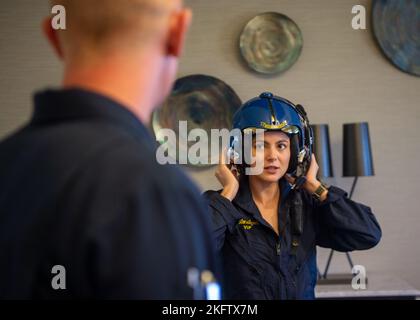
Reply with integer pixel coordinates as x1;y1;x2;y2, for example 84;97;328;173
343;122;374;177
311;124;334;178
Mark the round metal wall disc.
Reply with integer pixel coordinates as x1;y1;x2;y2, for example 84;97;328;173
239;12;303;75
152;74;242;167
372;0;420;76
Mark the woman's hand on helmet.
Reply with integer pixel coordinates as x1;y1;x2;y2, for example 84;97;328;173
216;148;239;201
285;154;324;194
305;153;319;186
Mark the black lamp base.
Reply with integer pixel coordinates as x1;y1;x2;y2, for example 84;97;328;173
317;273;368;286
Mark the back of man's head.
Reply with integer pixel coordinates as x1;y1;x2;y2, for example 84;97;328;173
44;0;192;122
49;0;182;58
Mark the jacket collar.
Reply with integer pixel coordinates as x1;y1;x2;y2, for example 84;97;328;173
31;88;156;149
233;175;292;230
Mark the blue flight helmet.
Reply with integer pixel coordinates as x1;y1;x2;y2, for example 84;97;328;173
231;92;313;178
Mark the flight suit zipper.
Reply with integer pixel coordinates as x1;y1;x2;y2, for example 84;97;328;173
276;242;281;255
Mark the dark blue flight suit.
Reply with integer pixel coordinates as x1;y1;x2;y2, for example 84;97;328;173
0;88;218;299
204;178;381;299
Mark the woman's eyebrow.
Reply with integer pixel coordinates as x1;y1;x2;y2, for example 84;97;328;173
255;139;289;144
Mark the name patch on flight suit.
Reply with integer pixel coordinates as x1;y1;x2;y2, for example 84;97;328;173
238;219;259;230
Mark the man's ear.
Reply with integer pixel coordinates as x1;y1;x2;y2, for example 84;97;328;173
166;8;192;57
42;17;64;59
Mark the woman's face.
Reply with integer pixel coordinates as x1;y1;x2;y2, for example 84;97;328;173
251;131;291;183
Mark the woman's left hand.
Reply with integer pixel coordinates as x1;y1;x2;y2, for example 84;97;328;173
304;154;320;189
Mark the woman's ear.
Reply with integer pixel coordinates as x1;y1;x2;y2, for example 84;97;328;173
42;17;64;60
166;8;192;57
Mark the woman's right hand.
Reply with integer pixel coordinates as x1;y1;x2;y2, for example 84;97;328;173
215;149;240;201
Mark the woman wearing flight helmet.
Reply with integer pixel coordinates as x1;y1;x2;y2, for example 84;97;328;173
204;92;381;300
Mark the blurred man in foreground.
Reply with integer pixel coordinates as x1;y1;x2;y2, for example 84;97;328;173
0;0;218;299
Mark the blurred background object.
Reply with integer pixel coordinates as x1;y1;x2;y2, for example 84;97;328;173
239;12;303;75
372;0;420;76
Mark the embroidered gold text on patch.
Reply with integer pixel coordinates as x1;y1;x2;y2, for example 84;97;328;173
238;219;259;230
260;120;288;130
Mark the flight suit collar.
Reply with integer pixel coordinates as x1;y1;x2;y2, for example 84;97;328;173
232;176;292;231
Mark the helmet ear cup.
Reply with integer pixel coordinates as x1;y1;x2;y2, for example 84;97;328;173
287;134;300;174
228;139;246;176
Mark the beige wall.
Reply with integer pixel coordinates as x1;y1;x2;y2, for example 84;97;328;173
0;0;419;289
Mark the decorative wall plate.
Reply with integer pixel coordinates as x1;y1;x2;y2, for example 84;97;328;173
239;12;303;75
152;74;241;167
372;0;420;76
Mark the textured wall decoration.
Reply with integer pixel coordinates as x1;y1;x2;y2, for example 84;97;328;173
372;0;420;76
152;74;242;167
239;12;303;75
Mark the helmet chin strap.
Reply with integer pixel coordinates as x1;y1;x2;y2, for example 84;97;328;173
289;158;307;255
290;149;310;190
288;104;313;255
291;175;307;190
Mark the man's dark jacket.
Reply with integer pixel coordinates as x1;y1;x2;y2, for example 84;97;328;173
0;88;218;299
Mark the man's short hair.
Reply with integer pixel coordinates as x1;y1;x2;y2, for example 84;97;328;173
49;0;177;52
